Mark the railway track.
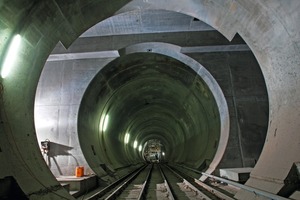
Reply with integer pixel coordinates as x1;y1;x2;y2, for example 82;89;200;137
80;163;235;200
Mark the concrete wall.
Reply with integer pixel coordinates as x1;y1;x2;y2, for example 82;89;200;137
188;52;268;168
35;35;268;177
35;58;114;176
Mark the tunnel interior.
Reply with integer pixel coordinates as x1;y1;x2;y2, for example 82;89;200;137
33;7;268;188
4;1;296;199
78;52;221;178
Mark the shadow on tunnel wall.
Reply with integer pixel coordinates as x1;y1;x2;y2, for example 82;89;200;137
42;142;79;176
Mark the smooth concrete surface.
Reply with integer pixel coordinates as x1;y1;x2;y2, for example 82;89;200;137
220;168;253;182
0;1;300;199
290;191;300;200
189;52;269;169
56;175;97;197
35;58;115;176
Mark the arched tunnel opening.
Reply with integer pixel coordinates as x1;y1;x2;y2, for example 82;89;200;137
31;7;268;198
78;52;221;176
142;139;167;163
2;1;300;199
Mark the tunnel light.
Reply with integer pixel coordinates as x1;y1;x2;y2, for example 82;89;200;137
162;152;165;156
133;140;138;149
138;145;142;152
124;133;130;144
1;34;22;78
103;114;109;132
100;114;109;132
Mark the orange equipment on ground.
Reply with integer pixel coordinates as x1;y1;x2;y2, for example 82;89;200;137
75;166;84;177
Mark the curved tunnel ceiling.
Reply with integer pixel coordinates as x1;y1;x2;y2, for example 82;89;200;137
78;52;222;173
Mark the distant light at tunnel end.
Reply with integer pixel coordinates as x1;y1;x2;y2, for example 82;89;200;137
133;140;138;149
138;145;142;152
1;34;21;78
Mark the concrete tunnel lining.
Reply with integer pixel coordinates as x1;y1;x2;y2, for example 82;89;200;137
119;42;230;178
0;0;299;199
35;11;264;181
77;47;228;175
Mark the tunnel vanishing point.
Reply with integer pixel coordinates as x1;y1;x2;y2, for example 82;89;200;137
0;0;300;199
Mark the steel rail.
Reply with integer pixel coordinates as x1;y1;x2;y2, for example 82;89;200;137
137;163;153;200
85;164;146;200
175;164;290;200
165;164;212;200
104;165;148;200
194;178;235;200
158;164;175;200
167;164;234;200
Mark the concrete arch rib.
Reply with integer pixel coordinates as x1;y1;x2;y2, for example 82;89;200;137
116;0;238;41
119;42;229;180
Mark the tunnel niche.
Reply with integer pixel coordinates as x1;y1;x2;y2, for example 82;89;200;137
78;51;224;179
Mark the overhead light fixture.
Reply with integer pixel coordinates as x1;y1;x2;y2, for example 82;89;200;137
1;34;21;78
103;114;109;132
138;145;142;152
133;140;138;149
99;114;109;132
124;133;130;144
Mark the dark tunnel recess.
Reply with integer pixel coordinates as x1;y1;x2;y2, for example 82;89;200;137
78;52;221;179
